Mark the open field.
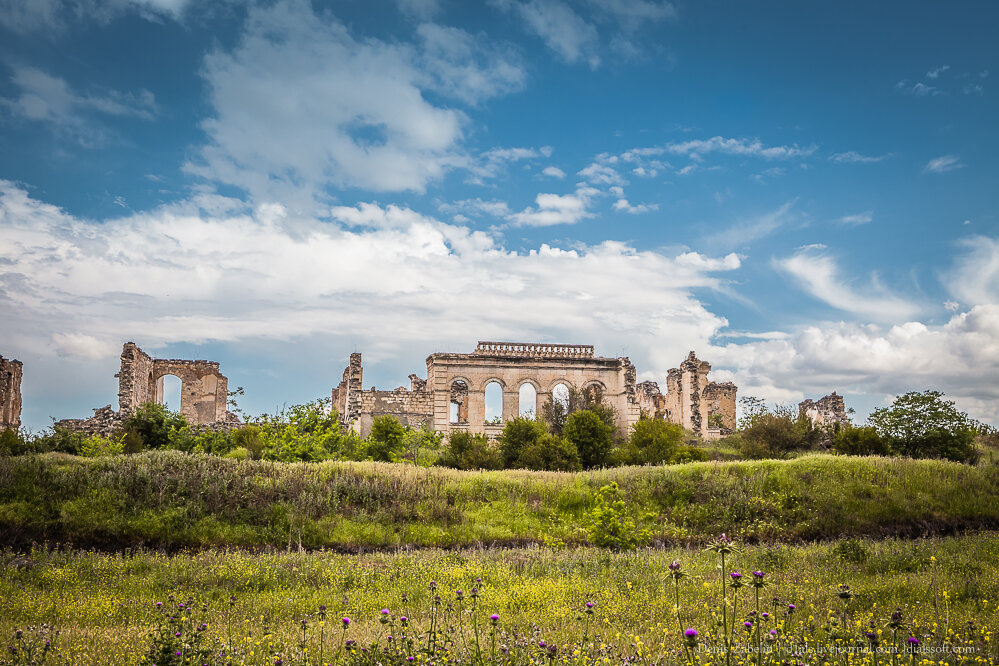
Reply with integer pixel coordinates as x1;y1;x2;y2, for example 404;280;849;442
2;452;998;551
2;534;997;664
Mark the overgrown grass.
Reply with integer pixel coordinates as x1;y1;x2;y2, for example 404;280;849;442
1;534;996;664
1;452;997;550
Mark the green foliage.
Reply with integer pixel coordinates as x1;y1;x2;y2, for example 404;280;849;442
623;418;684;465
511;433;581;471
563;409;613;468
232;426;265;460
256;399;344;462
144;597;213;666
367;415;406;462
436;431;503;470
78;434;125;458
540;386;615;436
670;444;709;463
868;390;978;462
121;402;192;451
832;426;892;456
0;428;27;456
27;426;88;455
498;417;548;468
586;482;645;550
400;426;444;467
832;537;870;564
740;405;819;459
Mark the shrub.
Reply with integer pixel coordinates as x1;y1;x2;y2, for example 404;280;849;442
513;433;581;471
257;399;344;462
670;444;708;463
868;390;978;462
833;426;892;456
120;402;191;451
436;431;503;470
587;482;645;550
498;417;548;468
623;418;684;465
563;409;613;468
0;428;26;455
78;434;125;457
232;426;265;460
367;415;406;462
740;406;819;459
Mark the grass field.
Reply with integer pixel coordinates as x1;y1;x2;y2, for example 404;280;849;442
2;534;996;664
1;452;998;551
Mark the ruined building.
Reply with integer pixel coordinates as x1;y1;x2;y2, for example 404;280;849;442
799;392;850;428
57;342;238;434
0;355;23;430
333;342;737;439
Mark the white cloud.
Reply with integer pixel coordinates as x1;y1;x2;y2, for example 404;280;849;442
829;151;889;164
438;198;513;219
468;146;546;183
492;0;601;67
507;185;599;227
895;80;944;96
1;65;157;145
542;166;566;178
578;161;626;186
612;198;658;214
702;201;798;250
667;136;816;161
588;0;676;30
0;0;190;33
944;236;999;307
0;180;740;398
775;248;921;321
186;0;525;206
837;211;873;226
923;155;964;174
926;65;950;79
714;305;999;423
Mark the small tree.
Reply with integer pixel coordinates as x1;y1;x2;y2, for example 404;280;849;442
514;433;581;471
740;404;818;459
563;409;614;469
436;431;503;470
867;390;977;462
120;402;190;451
832;426;892;457
367;415;407;462
624;418;684;465
587;482;645;550
498;417;548;468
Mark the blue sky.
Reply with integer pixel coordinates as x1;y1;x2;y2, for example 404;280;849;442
1;0;997;431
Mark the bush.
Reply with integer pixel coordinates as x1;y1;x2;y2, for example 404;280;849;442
78;434;125;457
120;403;191;451
498;417;548;468
256;399;344;462
367;415;406;462
232;426;265;460
868;390;978;463
0;428;26;455
833;426;892;456
436;431;503;470
670;444;709;463
740;407;819;459
587;482;645;550
563;409;613;468
623;418;684;465
513;433;581;471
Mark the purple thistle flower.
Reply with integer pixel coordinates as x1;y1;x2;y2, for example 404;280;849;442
744;621;753;628
753;571;765;578
668;561;681;571
788;604;795;611
400;616;408;623
174;632;181;637
155;602;162;607
730;572;742;579
684;629;698;638
908;637;919;646
770;630;777;636
490;614;499;622
342;617;351;626
586;602;594;608
175;652;182;657
381;609;390;615
761;612;770;619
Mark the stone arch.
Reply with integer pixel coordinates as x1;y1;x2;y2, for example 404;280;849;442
582;379;607;403
479;376;507;391
449;378;470;424
484;380;503;423
518;381;538;418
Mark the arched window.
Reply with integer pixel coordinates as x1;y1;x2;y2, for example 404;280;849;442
518;383;537;418
449;379;468;424
484;381;503;423
552;383;570;410
159;374;182;412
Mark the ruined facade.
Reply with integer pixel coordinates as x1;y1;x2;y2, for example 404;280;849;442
799;392;850;428
57;342;237;434
334;342;737;439
0;355;23;429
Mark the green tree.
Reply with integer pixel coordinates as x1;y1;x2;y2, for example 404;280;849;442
739;405;818;459
120;403;190;451
868;391;977;462
513;433;581;471
624;418;684;465
367;415;407;462
436;431;503;470
832;426;893;457
563;409;613;468
498;417;548;467
541;386;616;436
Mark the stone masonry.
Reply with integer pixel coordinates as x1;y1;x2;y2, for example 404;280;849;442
334;342;737;439
1;355;23;430
799;392;850;428
57;342;238;434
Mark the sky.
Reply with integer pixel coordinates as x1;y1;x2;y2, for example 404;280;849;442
1;0;997;431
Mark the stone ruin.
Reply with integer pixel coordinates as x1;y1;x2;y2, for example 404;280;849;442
798;392;850;428
56;342;239;435
0;354;23;430
334;342;738;440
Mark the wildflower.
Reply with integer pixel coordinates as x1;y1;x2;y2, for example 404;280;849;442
400;616;408;624
669;561;681;571
155;602;162;608
890;609;903;628
429;580;437;591
456;590;464;599
490;614;500;624
907;637;920;647
837;584;853;601
788;604;796;612
342;618;351;627
761;613;770;620
744;621;753;629
751;571;768;589
683;629;699;647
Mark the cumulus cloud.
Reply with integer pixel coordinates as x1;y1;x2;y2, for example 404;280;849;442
923;155;964;174
837;211;873;226
186;0;525;206
0;180;738;376
507;184;600;226
714;305;999;423
542;166;566;178
945;236;999;307
0;0;190;33
774;248;921;321
612;198;658;214
1;65;157;145
667;136;816;161
492;0;602;67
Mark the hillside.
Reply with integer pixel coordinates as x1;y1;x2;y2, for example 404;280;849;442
1;451;997;551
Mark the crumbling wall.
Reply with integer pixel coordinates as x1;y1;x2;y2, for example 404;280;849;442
0;355;23;429
59;342;236;433
636;381;669;419
662;351;737;438
703;381;737;433
332;353;434;436
332;353;364;426
799;392;849;428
